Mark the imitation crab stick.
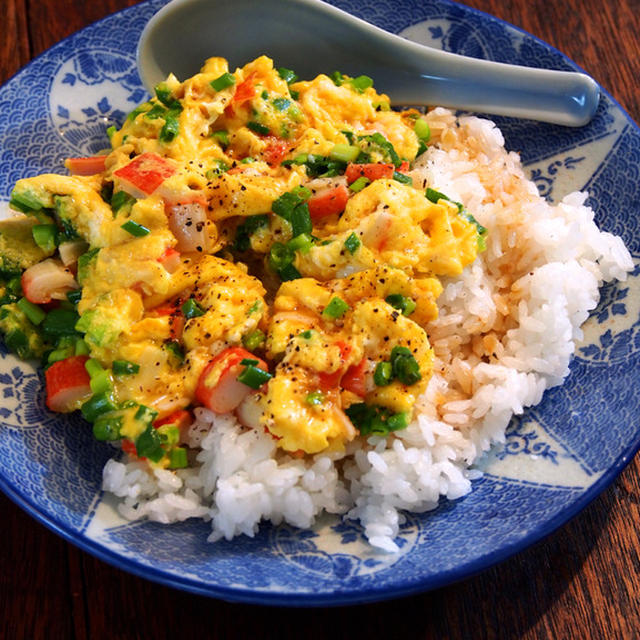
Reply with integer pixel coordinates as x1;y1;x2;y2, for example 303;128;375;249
345;163;395;184
340;357;368;398
65;155;108;176
113;152;177;197
45;355;92;412
21;258;78;304
196;347;270;414
307;185;349;220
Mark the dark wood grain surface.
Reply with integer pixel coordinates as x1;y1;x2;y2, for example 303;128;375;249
1;1;638;638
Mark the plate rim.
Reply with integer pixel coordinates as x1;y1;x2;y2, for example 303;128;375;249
0;0;638;605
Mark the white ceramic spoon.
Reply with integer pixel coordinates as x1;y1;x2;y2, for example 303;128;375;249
137;0;600;126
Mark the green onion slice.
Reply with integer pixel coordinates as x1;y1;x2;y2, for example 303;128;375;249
322;296;350;319
121;220;150;237
210;72;236;91
237;363;272;389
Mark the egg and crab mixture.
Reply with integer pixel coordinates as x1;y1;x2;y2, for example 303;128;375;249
3;56;484;467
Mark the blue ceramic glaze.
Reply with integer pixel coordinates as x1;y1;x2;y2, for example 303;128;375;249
0;0;638;605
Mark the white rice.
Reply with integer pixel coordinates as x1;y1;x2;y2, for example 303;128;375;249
102;109;634;552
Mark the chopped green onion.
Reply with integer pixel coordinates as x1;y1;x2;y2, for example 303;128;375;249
32;224;58;252
278;263;302;281
373;361;392;386
210;72;236;91
211;130;230;147
66;290;82;305
290;203;312;237
127;103;150;122
155;83;180;108
426;187;449;204
305;391;325;406
343;232;360;254
329;143;360;163
349;176;370;193
77;248;99;284
85;358;104;379
113;359;140;376
92;413;123;441
120;220;150;237
240;358;259;366
47;347;73;365
414;118;431;141
9;190;43;213
168;447;188;469
277;67;298;84
393;171;412;185
181;298;205;319
4;328;30;359
247;121;270;135
241;156;255;164
350;75;373;93
261;89;269;99
135;423;165;462
159;115;180;143
269;242;295;272
385;294;416;316
81;391;117;422
242;329;266;351
89;369;113;395
460;211;488;238
164;340;184;363
135;404;159;425
358;132;401;167
272;97;291;111
144;103;168;120
106;125;116;140
156;424;180;447
272;191;302;220
299;330;314;339
291;185;312;201
322;296;350;319
74;339;90;356
344;402;410;436
111;190;136;213
42;309;80;338
390;346;421;385
237;363;272;389
287;233;314;254
16;298;46;325
247;300;261;314
387;411;409;431
330;71;344;86
416;140;428;158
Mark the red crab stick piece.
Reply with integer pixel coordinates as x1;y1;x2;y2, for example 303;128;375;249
307;185;349;221
22;258;78;304
65;155;108;176
196;347;268;414
345;163;395;184
340;357;368;398
45;355;92;412
113;152;177;198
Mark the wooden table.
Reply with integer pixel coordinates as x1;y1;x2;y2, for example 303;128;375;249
1;1;639;637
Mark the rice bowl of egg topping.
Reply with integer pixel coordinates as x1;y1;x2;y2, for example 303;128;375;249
0;55;632;552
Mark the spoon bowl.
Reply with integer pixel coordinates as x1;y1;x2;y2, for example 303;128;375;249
138;0;600;126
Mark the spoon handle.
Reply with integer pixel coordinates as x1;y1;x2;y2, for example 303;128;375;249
373;45;600;126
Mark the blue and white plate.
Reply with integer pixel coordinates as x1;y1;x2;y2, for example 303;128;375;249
0;0;638;605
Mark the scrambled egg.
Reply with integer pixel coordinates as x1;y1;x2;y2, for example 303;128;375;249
7;56;485;462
